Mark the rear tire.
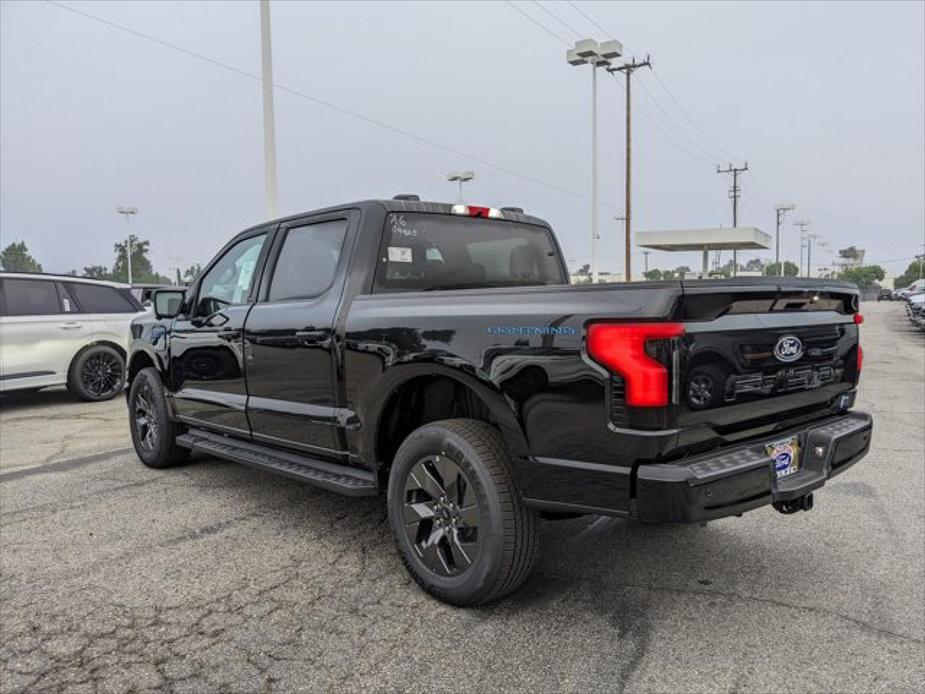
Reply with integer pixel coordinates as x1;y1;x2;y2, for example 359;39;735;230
128;367;189;469
67;345;125;401
387;418;538;606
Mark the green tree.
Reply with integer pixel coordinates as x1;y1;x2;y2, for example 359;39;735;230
82;265;112;280
744;258;765;273
894;256;925;290
644;268;664;281
839;265;885;290
183;264;203;283
674;265;692;279
111;235;159;283
0;241;42;272
764;260;800;277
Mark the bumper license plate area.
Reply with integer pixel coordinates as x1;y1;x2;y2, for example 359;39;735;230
766;436;800;479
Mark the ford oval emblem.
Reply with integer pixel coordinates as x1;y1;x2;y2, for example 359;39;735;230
774;335;804;363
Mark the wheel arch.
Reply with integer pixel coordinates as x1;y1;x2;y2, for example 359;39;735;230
363;365;528;480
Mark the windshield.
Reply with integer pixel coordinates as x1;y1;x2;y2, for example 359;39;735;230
374;213;567;293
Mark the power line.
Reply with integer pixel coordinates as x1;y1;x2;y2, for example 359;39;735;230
504;1;570;46
531;1;582;39
565;1;745;164
47;0;590;201
608;73;715;167
564;0;635;56
649;69;744;163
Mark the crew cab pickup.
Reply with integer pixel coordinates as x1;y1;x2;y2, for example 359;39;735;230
127;198;872;605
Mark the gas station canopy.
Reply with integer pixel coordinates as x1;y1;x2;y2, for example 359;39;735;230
636;227;771;276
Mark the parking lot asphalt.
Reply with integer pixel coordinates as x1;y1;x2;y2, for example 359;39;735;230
0;301;922;693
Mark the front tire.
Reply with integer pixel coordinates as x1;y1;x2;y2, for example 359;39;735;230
387;419;538;606
67;345;125;401
128;367;189;469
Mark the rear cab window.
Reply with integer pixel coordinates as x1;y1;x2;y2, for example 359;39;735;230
373;213;567;293
0;278;63;316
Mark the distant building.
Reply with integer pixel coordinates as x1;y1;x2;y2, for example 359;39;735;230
834;246;865;273
570;270;623;284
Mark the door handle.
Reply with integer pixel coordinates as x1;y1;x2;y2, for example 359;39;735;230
58;322;82;331
295;330;328;344
217;329;242;342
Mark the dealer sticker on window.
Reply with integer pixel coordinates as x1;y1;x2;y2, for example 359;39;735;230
766;436;800;478
388;246;413;263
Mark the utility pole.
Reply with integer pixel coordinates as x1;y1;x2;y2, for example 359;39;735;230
794;220;811;276
260;0;278;219
717;162;748;276
608;55;651;283
774;204;796;276
642;250;650;277
613;215;625;279
806;234;819;278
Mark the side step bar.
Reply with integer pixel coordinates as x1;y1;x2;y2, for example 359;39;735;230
176;429;378;497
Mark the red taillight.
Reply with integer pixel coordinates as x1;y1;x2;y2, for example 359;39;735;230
586;322;685;407
854;313;864;325
857;344;863;373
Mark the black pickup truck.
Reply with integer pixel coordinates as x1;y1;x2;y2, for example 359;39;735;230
127;197;872;605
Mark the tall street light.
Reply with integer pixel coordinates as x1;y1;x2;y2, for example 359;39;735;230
447;171;474;203
116;206;138;285
774;203;796;276
567;38;623;284
260;0;278;219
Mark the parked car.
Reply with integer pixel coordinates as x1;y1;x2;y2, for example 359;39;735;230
0;272;144;400
126;197;872;605
906;292;925;330
130;283;173;308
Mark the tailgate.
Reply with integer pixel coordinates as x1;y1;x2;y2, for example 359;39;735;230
669;279;861;451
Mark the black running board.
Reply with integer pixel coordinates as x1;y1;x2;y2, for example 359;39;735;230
176;429;378;497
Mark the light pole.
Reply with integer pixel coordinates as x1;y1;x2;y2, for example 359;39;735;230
260;0;278;219
794;219;811;277
567;38;622;284
116;206;138;285
774;204;796;276
642;250;650;278
447;171;474;203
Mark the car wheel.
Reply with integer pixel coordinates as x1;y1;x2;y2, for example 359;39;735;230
686;364;727;410
67;345;125;401
128;367;190;469
387;418;538;606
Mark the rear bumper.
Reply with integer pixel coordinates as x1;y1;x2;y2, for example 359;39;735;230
634;411;872;523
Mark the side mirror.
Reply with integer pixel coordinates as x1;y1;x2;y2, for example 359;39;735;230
153;289;186;319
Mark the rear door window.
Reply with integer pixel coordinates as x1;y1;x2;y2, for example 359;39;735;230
64;283;139;313
268;220;348;301
0;279;63;316
373;213;566;293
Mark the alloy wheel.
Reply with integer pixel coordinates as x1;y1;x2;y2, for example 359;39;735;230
133;380;158;451
402;455;480;576
80;352;123;398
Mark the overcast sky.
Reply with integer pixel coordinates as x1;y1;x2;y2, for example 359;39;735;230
1;0;923;279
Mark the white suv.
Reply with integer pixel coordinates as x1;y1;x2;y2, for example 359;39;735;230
0;273;145;400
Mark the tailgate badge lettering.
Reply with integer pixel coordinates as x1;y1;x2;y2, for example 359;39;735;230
774;335;804;363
